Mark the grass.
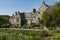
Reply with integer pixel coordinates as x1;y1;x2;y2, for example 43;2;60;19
0;28;60;40
0;28;40;40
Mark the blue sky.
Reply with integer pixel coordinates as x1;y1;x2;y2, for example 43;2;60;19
0;0;59;16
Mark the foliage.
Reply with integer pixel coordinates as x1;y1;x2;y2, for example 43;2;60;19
0;28;41;40
39;2;60;29
0;28;60;40
21;24;33;29
0;15;10;27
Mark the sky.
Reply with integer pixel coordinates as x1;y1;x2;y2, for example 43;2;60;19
0;0;59;16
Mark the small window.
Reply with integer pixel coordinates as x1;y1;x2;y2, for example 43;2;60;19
38;18;40;20
12;14;14;16
16;18;19;22
38;12;40;14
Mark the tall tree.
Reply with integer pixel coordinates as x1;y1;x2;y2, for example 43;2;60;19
39;2;60;29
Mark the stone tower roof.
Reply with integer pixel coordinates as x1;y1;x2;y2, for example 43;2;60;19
38;0;49;12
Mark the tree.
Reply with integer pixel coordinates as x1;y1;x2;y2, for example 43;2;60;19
39;2;60;29
0;15;10;27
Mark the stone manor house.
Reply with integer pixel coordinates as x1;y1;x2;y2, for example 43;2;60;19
9;1;52;27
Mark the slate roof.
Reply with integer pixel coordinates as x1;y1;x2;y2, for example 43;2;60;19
25;12;35;18
20;12;35;18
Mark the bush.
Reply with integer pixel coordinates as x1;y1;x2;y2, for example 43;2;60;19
22;24;33;29
40;30;52;37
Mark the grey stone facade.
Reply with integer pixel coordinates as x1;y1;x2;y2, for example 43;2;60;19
9;1;51;27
